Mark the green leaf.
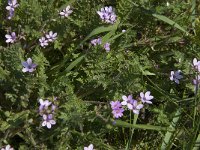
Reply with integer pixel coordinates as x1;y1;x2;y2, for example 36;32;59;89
113;120;168;131
152;14;188;34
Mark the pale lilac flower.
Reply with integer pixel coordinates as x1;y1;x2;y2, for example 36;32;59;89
193;58;200;72
22;58;37;73
193;75;200;93
140;91;154;104
132;100;143;114
112;108;124;118
39;37;48;47
121;95;134;110
42;114;56;129
104;43;110;52
59;6;73;18
97;6;117;24
7;9;14;20
110;100;124;118
39;99;52;112
1;145;14;150
170;70;183;84
6;0;19;20
46;31;57;42
6;0;19;11
91;38;102;46
51;104;56;112
5;32;16;43
84;144;94;150
110;101;121;109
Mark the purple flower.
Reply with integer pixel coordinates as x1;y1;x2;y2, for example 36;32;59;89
39;37;48;47
1;145;14;150
22;58;37;73
104;43;110;52
59;6;73;18
39;99;52;112
121;95;134;110
170;70;183;84
84;144;94;150
7;9;14;20
110;100;124;118
132;100;143;114
140;91;154;104
42;114;56;129
46;31;57;42
91;38;102;46
112;108;124;118
97;6;117;24
6;0;19;20
110;101;121;109
193;58;200;72
5;32;16;43
6;0;19;11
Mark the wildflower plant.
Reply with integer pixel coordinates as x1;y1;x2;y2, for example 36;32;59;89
0;0;200;149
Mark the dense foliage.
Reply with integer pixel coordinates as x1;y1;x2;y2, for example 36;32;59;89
0;0;200;149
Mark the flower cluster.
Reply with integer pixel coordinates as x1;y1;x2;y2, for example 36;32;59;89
91;37;111;52
5;32;16;43
6;0;19;20
39;98;57;129
22;58;37;73
97;6;117;24
84;144;94;150
1;145;14;150
110;91;153;118
39;31;57;48
59;6;73;18
91;38;102;46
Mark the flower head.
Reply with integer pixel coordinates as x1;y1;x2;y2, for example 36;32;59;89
112;108;124;118
110;100;124;118
121;95;134;110
6;0;19;20
42;114;56;129
84;144;94;150
110;101;121;109
6;0;19;11
140;91;153;104
104;43;110;52
170;70;183;84
1;145;14;150
22;58;37;73
46;31;57;42
132;100;143;114
39;37;48;47
59;6;73;18
39;99;52;112
97;6;117;24
91;38;102;46
5;32;16;43
193;58;200;72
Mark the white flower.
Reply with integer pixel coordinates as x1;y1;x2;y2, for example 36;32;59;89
39;37;48;47
140;91;154;104
42;114;56;129
1;145;14;150
84;144;94;150
46;31;57;42
59;6;73;18
5;32;16;43
121;95;134;110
